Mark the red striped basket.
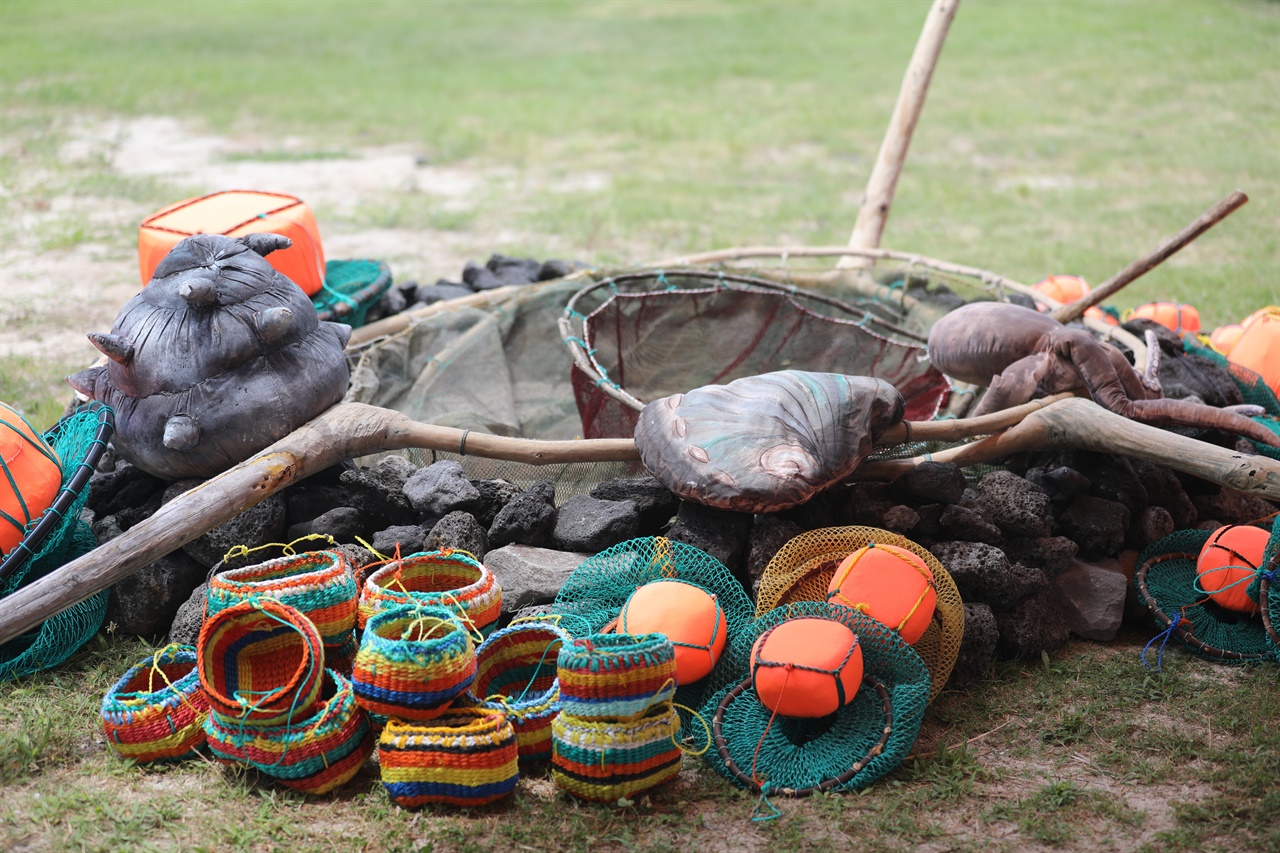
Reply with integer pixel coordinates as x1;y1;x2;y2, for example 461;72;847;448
378;708;519;808
358;549;502;636
204;668;373;795
352;603;477;721
468;621;570;764
197;597;325;727
101;644;210;763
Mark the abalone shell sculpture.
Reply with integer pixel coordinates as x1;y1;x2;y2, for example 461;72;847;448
69;233;351;481
633;371;906;513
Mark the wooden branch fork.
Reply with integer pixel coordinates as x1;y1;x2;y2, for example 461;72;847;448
2;393;1278;646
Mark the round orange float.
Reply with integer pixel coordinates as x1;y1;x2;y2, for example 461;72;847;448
1032;275;1090;311
0;403;62;557
1196;524;1269;614
1129;302;1201;335
750;616;863;718
826;543;937;644
1209;324;1245;356
1226;307;1280;397
618;579;727;686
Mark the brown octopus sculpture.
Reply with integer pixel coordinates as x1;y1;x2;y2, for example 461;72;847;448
69;233;352;480
927;302;1279;447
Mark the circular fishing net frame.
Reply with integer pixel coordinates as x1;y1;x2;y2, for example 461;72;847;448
0;403;114;682
705;600;931;796
1134;528;1273;664
1248;514;1280;664
313;259;393;328
754;526;962;702
547;536;756;722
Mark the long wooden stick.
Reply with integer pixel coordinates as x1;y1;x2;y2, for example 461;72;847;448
839;0;961;267
1052;190;1248;325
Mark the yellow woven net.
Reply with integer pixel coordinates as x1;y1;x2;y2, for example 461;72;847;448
755;526;963;702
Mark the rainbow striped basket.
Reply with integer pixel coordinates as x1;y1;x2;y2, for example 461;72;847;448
101;644;210;763
205;668;373;795
197;597;325;727
378;708;519;808
557;633;677;721
468;621;570;764
551;704;683;802
352;603;476;722
207;549;358;653
358;549;502;637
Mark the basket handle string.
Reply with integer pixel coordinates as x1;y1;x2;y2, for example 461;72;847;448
353;540;399;591
510;639;562;706
750;783;782;823
438;590;485;645
203;535;340;618
671;701;711;757
1141;612;1183;672
143;643;207;719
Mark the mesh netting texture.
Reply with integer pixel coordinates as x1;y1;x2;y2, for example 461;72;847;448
704;601;931;796
1135;527;1273;664
754;526;963;702
0;403;113;681
313;259;393;327
1251;514;1280;663
1183;335;1280;460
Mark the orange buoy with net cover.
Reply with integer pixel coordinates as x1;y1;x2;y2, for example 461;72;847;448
750;616;863;718
1;402;62;557
826;543;937;644
618;578;727;685
1227;307;1280;397
139;191;326;295
1209;323;1245;356
1196;524;1269;614
1129;302;1201;335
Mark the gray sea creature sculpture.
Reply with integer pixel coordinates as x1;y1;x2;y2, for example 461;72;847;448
69;233;351;480
634;370;906;513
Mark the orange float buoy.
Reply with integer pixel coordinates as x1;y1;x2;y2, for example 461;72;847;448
1032;275;1090;312
826;543;937;644
1;403;63;557
1195;524;1269;614
750;616;863;718
1209;324;1245;356
139;191;326;295
618;579;727;686
1129;302;1201;335
1226;307;1280;397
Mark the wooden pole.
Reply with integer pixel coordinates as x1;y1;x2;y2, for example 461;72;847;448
839;0;960;267
1052;190;1248;325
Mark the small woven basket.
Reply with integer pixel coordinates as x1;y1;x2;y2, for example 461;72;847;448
551;704;683;802
378;708;519;808
205;668;373;795
352;603;477;721
468;620;570;764
101;644;210;763
207;549;358;650
358;549;502;637
557;633;677;721
197;598;325;727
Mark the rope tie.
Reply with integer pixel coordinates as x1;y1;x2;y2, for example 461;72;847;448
671;702;711;756
750;782;782;823
1141;613;1182;672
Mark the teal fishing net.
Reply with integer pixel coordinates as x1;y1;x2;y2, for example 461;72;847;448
1135;526;1273;666
1183;336;1280;460
0;403;114;681
1252;515;1280;663
313;259;393;328
704;601;931;796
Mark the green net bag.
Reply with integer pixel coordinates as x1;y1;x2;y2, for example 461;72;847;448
704;601;931;796
1183;335;1280;460
0;403;114;681
1252;515;1280;664
313;259;393;328
1134;527;1273;666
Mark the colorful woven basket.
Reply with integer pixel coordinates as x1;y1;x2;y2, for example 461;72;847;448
197;597;325;727
327;629;359;678
378;708;519;808
352;603;477;721
358;549;502;637
468;621;570;764
207;549;358;650
101;644;210;763
205;668;373;795
551;704;683;802
557;633;677;721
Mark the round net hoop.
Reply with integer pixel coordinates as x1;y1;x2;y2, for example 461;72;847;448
754;526;962;702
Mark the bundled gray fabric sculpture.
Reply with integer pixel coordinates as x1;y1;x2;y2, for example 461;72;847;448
69;233;351;480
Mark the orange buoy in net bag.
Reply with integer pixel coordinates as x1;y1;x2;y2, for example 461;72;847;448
0;403;62;557
750;616;863;718
826;543;937;644
139;190;326;295
1196;524;1269;614
1208;324;1245;356
1032;275;1090;311
618;579;727;686
1129;302;1201;335
1227;307;1280;398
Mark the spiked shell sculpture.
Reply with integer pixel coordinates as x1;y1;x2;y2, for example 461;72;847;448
69;233;352;481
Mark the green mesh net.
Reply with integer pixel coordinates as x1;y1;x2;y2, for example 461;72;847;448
0;403;113;681
312;259;393;328
703;601;931;796
547;536;755;723
1183;336;1280;460
1253;515;1280;663
1135;527;1273;666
